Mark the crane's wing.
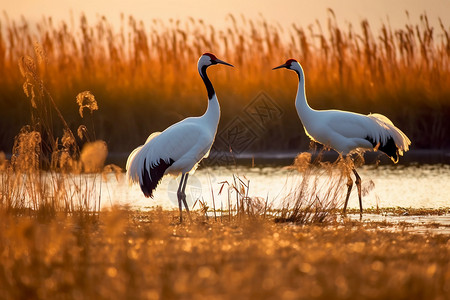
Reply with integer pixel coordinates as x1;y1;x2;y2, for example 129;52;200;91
126;118;215;197
125;132;161;172
367;113;410;153
325;111;410;162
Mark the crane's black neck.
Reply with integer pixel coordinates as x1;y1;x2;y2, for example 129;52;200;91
200;65;215;100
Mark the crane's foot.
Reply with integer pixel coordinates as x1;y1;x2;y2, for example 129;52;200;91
177;191;184;223
181;195;192;222
352;168;363;218
177;191;192;223
342;175;353;217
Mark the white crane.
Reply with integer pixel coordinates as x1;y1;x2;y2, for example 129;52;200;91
273;59;411;215
126;53;233;222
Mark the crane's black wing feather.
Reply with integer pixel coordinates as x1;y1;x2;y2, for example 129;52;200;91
141;158;175;198
365;136;399;163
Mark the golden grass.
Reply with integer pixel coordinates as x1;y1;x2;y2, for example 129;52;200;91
0;131;119;218
0;11;448;299
3;79;446;299
275;152;347;224
0;210;448;299
0;58;117;217
0;11;449;152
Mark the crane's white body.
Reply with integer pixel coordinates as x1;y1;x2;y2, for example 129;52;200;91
274;59;411;215
126;94;219;183
125;53;232;212
292;61;410;160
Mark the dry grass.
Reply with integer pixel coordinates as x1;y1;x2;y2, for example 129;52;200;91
0;11;449;299
275;152;347;224
0;210;448;300
1;72;446;299
0;11;449;153
0;43;119;218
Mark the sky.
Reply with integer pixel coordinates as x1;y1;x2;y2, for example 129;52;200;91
3;0;449;30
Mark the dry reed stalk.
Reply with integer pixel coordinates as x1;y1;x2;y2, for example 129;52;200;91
0;12;449;153
0;38;121;218
276;152;346;224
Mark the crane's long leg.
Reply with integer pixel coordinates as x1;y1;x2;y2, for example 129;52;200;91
181;174;191;221
343;175;353;215
177;174;186;223
353;168;363;217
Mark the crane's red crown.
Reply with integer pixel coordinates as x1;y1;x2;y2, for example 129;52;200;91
285;59;298;66
203;53;218;60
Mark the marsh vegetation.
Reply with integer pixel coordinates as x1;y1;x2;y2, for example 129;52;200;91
0;210;449;299
0;10;449;300
0;11;449;154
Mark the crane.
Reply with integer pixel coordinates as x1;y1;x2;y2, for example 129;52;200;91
273;59;411;216
126;53;233;222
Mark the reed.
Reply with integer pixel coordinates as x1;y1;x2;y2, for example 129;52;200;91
0;43;118;218
0;138;113;219
0;11;449;154
0;13;448;298
275;152;346;224
0;209;448;299
214;173;269;220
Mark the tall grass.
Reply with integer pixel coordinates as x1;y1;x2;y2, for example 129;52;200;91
0;11;449;154
0;209;448;299
276;152;347;224
0;12;448;297
0;41;120;218
0;124;116;219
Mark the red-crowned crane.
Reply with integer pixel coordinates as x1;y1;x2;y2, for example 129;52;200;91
126;53;233;222
273;59;411;216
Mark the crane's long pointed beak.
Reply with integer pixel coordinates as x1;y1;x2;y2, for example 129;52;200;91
272;63;287;70
216;59;234;67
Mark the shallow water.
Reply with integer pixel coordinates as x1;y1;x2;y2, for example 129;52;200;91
347;213;450;235
103;164;450;211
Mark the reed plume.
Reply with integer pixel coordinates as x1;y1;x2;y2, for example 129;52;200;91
0;11;448;153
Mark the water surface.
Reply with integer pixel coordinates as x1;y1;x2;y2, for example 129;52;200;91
103;164;450;211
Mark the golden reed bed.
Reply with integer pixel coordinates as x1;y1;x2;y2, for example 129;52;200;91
0;11;449;299
0;210;448;299
0;11;449;153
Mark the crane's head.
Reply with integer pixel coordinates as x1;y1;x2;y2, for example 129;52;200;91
198;53;234;69
272;59;299;71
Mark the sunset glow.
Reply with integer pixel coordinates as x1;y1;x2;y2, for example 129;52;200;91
5;0;449;29
0;1;449;299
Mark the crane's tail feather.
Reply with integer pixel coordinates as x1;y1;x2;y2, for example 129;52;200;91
126;131;177;197
140;158;175;198
126;145;143;171
365;136;400;163
366;114;411;163
126;133;162;175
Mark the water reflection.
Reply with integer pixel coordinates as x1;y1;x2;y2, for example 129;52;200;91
104;164;450;211
347;214;450;235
